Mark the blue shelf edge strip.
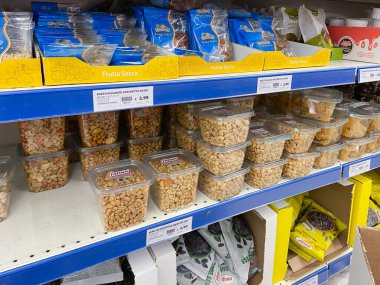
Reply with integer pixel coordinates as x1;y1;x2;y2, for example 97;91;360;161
327;252;352;279
291;266;329;285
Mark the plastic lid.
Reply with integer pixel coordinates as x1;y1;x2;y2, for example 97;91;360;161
19;145;70;161
351;102;380;116
197;105;254;121
336;97;359;111
244;158;287;169
370;132;380;139
175;122;197;137
299;88;343;103
274;116;321;133
346;104;379;119
78;141;122;153
329;18;345;26
346;18;368;27
127;136;163;144
196;136;251;152
283;151;319;159
310;142;347;153
201;166;249;181
89;159;154;196
144;149;203;178
180;101;222;110
341;136;375;146
249;121;291;142
224;96;255;102
0;156;14;186
303;114;348;128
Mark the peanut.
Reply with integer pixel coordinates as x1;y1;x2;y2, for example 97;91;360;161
245;165;283;189
175;127;196;153
126;107;162;139
283;156;316;179
127;138;163;160
246;140;285;163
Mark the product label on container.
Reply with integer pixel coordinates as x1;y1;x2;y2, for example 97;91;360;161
161;156;182;165
146;217;193;245
257;75;292;94
359;68;380;83
299;275;318;285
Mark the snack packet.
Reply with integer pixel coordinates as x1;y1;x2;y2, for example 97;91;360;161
173;236;191;266
285;193;305;229
215;254;244;285
177;265;201;285
150;0;198;11
367;199;380;227
271;10;296;56
273;7;301;42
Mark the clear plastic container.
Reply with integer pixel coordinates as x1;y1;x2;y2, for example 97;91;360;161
310;143;346;168
0;156;15;222
126;107;163;139
18;117;65;155
127;136;163;160
245;159;287;189
21;148;70;192
283;152;319;179
198;167;249;201
197;105;253;147
336;97;359;111
245;121;291;163
165;138;178;150
265;91;301;114
274;116;320;154
144;149;203;212
78;112;119;147
339;137;374;161
224;96;258;109
78;142;121;181
196;138;250;175
299;88;343;122
366;133;380;153
175;123;197;153
353;103;380;134
176;101;221;130
89;160;154;231
341;105;376;139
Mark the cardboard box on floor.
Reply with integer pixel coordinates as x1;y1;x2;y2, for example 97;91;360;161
348;227;380;285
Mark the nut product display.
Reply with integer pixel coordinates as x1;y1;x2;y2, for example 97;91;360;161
266;91;301;114
165;138;178;149
21;149;70;193
65;132;80;163
224;96;258;109
339;137;375;161
176;102;221;131
126;107;163;139
283;152;319;179
18;117;65;155
78;112;119;147
341;105;375;139
89;160;154;231
0;156;14;222
352;103;380;134
366;133;380;153
78;142;121;181
244;159;286;189
126;136;163;160
197;105;253;147
175;123;197;153
198;167;249;201
245;121;291;163
144;149;203;212
299;88;343;122
167;118;177;140
310;143;346;168
196;138;250;175
274;116;320;154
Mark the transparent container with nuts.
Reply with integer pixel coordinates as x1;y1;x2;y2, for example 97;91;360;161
0;156;15;222
310;143;346;169
351;103;380;134
197;105;253;147
366;133;380;153
198;167;249;201
78;112;119;147
196;137;250;175
336;97;359;111
224;96;258;109
283;152;319;179
144;149;203;213
176;101;221;130
341;105;376;139
126;107;163;139
126;136;163;160
175;123;197;153
21;148;70;192
299;88;343;122
245;121;291;163
244;159;287;189
274;116;320;154
78;142;121;181
89;160;154;232
339;137;374;161
265;91;300;114
165;138;178;150
18;117;65;155
166;117;177;140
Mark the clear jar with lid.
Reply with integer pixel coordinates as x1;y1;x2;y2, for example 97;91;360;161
126;136;163;160
282;152;319;178
310;143;346;168
245;159;287;189
265;91;301;114
224;96;259;109
366;133;380;153
176;101;221;130
339;137;374;161
175;123;197;153
126;107;163;139
341;104;376;139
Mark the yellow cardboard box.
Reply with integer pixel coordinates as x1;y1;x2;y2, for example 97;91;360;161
0;58;43;88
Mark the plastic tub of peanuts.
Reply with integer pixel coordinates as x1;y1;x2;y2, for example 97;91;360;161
21;148;70;192
352;103;380;134
310;143;346;168
89;160;154;232
175;123;197;153
299;88;343;122
198;167;249;201
126;107;163;139
341;104;376;139
126;136;163;160
78;142;121;181
245;121;291;163
196;137;250;175
0;156;15;222
265;91;301;114
283;152;319;179
245;159;287;189
339;137;374;161
176;101;222;130
18;117;65;155
274;116;320;154
197;105;253;147
224;96;258;109
78;112;119;147
366;133;380;153
144;149;203;212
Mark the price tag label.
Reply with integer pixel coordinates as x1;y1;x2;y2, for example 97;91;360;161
257;75;292;94
93;86;153;112
349;159;371;177
146;217;192;246
359;68;380;83
299;275;318;285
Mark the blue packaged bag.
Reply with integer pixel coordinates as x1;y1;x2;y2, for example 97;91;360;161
132;6;145;31
110;48;144;65
150;0;197;11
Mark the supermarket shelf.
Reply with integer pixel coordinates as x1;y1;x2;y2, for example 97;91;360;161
356;62;380;83
0;163;341;285
327;249;352;280
341;152;380;179
0;61;357;123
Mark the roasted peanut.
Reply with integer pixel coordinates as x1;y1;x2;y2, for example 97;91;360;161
175;126;197;153
246;140;285;163
127;138;163;160
283;156;316;179
126;107;162;139
245;164;284;189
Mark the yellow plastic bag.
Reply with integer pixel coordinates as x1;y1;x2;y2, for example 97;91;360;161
367;199;380;227
290;200;347;262
361;171;380;206
288;240;313;261
300;196;313;216
285;193;304;229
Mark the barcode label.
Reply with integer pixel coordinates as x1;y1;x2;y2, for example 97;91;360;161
349;159;371;177
257;75;292;94
146;217;193;246
121;96;132;102
299;275;318;285
359;68;380;83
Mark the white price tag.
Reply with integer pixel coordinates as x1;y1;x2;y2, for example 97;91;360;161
146;217;192;246
349;159;371;177
257;75;292;94
93;86;153;112
299;275;318;285
359;68;380;83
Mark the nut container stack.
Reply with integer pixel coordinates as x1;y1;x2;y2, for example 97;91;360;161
0;156;15;222
265;91;301;114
